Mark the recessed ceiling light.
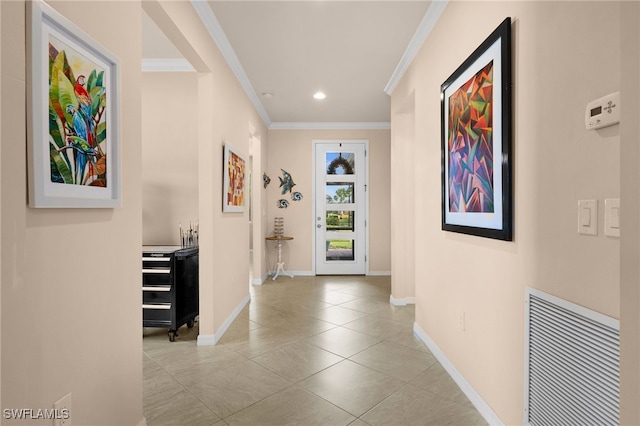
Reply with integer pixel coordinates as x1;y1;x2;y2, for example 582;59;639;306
313;91;326;100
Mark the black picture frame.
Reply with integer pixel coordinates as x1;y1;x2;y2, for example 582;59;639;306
441;17;512;241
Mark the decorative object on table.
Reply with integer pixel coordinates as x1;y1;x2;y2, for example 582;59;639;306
277;199;289;209
291;191;303;201
179;221;199;248
278;169;296;194
273;217;284;237
27;0;121;208
223;143;246;212
441;17;512;241
262;172;271;188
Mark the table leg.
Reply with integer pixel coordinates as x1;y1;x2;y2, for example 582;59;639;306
272;240;293;280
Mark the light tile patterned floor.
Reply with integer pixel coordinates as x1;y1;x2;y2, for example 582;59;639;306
143;275;487;426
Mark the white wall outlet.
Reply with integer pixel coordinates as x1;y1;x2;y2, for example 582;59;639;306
53;393;71;426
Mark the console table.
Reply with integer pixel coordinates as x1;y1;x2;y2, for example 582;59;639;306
265;236;293;280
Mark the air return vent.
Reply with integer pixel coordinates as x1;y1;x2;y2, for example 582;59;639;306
525;288;620;426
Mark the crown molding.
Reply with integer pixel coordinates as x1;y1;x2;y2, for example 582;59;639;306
190;0;272;127
142;58;195;72
269;122;391;130
384;0;448;95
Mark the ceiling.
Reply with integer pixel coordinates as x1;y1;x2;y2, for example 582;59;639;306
142;1;437;127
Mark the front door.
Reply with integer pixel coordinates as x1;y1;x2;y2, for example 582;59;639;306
314;141;367;275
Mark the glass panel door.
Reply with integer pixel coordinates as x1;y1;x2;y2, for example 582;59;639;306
315;142;366;274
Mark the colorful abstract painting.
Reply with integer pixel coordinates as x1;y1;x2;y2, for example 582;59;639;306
48;35;108;187
440;17;512;241
224;145;245;212
447;61;494;213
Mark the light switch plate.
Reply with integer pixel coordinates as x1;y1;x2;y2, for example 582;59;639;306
578;200;597;236
604;198;620;237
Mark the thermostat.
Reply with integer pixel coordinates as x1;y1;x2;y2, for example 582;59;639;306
585;91;620;130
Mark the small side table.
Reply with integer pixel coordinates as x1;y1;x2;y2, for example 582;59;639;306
266;236;294;280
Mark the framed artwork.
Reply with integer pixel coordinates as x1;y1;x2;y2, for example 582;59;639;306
27;0;121;208
223;144;246;212
441;17;512;241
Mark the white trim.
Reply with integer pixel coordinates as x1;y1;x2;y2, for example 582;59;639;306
413;322;504;426
384;0;448;95
142;58;195;72
389;295;415;306
190;0;271;127
197;293;251;346
277;270;314;277
289;270;314;276
270;122;391;130
251;274;268;286
367;271;392;276
136;418;147;426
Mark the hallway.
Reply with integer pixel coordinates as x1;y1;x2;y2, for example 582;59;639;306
143;276;486;425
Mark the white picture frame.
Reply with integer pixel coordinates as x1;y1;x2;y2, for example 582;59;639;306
27;0;121;208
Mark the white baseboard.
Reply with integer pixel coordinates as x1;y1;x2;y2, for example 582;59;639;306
252;274;268;285
288;270;314;276
367;271;392;276
197;293;251;346
389;295;415;306
413;322;504;426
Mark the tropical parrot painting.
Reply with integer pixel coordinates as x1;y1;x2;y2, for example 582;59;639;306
48;35;108;187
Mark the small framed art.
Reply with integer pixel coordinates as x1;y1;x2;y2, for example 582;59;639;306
441;17;512;241
223;144;246;212
27;0;121;208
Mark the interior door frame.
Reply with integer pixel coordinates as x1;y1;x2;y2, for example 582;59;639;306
312;139;370;275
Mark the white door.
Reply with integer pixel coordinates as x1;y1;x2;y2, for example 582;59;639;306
314;141;367;275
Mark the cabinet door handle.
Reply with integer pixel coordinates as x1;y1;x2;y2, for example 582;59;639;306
142;286;171;292
142;269;170;274
142;304;171;310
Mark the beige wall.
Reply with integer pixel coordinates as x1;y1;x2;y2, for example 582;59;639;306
392;2;623;424
620;2;640;424
266;129;391;275
391;94;416;302
142;72;199;245
148;1;269;340
1;1;143;424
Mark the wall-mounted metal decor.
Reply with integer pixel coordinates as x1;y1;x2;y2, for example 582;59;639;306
277;199;289;209
291;192;303;201
263;172;271;188
279;169;296;194
441;17;512;241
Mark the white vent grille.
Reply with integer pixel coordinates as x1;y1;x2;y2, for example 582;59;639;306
525;288;620;426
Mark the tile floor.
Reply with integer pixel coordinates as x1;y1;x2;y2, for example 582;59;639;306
143;275;487;426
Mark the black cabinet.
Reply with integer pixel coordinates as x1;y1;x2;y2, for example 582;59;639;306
142;246;199;341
